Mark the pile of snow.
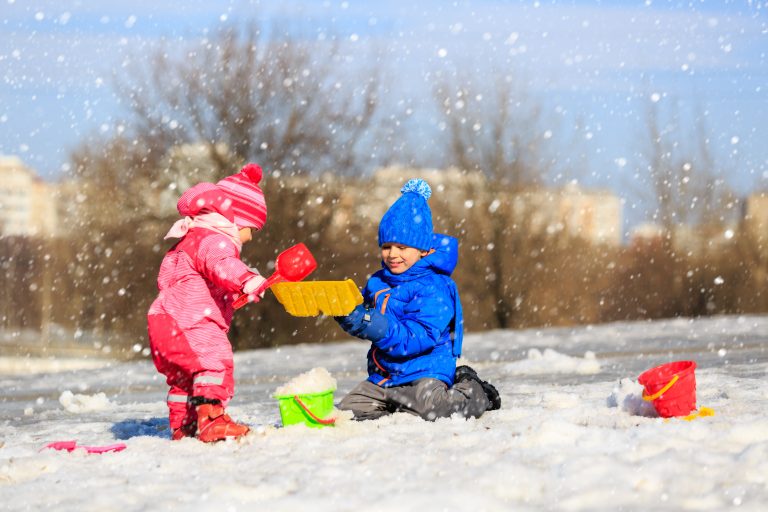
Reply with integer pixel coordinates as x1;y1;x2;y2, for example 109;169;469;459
503;348;601;375
274;367;337;396
607;377;657;416
58;391;115;414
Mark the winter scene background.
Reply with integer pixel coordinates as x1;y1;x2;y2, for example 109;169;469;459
2;1;768;511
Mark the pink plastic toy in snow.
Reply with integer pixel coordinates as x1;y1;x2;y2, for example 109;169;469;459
43;440;126;454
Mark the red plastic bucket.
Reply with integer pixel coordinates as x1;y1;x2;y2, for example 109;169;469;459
638;360;697;418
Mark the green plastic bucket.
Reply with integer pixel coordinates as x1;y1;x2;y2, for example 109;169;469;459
274;389;336;428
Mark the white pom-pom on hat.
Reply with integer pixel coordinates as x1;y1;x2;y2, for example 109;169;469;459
401;178;432;200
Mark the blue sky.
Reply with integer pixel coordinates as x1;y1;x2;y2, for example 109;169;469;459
1;1;766;226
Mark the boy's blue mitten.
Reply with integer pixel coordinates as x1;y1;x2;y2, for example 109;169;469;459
335;304;388;342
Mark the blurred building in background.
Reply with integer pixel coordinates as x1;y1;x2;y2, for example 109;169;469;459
509;182;623;246
2;155;757;255
356;166;487;221
629;221;740;253
743;192;768;246
629;223;665;247
344;167;623;247
0;156;58;237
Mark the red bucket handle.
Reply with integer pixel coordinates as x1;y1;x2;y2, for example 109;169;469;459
293;395;336;426
642;374;679;401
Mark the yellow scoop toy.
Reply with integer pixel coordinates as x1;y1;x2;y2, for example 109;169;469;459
271;279;363;317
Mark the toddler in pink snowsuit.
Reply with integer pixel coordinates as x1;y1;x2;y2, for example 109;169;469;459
147;163;267;442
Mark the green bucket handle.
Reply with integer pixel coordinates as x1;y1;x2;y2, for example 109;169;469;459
293;395;336;426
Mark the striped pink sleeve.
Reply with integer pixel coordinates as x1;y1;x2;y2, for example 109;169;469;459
198;235;256;292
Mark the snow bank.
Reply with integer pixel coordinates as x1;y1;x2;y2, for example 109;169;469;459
503;348;601;375
274;367;337;396
1;315;767;511
0;357;109;376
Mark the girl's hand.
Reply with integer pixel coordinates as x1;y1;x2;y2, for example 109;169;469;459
242;274;268;300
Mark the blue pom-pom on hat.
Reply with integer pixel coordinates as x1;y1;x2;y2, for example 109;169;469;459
378;178;434;251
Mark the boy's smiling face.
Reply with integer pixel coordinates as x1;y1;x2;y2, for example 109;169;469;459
381;243;428;274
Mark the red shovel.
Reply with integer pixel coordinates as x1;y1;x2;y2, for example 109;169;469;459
233;243;317;310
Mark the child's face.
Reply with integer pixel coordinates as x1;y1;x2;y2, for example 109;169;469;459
238;227;253;244
381;243;427;274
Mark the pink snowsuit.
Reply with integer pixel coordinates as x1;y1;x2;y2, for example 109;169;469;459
147;227;256;430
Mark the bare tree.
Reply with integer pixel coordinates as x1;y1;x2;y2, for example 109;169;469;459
68;20;387;233
639;97;737;237
113;21;381;179
432;73;553;187
615;96;744;320
430;73;566;328
68;136;162;232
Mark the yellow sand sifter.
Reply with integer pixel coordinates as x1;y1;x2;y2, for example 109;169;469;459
271;279;363;317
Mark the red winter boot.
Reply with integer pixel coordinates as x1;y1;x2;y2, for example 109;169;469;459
171;421;197;440
171;408;198;441
195;401;250;442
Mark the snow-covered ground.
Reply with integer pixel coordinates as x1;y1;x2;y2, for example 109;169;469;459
1;315;767;511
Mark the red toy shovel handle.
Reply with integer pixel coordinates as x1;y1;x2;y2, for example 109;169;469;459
233;243;317;310
233;273;284;310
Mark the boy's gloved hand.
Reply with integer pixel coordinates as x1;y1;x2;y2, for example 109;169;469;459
335;304;388;342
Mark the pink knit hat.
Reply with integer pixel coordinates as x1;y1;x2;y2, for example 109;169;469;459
176;182;235;221
216;163;268;230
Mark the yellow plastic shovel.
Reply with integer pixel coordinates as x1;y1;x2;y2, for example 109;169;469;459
271;279;363;317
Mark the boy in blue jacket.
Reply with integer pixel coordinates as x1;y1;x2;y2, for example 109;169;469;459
335;178;501;421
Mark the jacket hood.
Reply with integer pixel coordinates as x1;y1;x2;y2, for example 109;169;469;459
424;233;459;276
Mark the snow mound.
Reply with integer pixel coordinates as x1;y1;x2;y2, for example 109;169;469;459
503;348;601;375
58;390;115;413
274;367;337;396
607;378;657;417
0;357;108;376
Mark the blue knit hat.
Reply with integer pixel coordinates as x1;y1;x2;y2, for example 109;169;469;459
378;179;433;250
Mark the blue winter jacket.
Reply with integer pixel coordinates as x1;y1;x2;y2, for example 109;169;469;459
363;233;464;387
